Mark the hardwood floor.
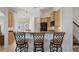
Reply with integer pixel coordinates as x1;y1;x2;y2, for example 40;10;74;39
0;39;50;52
0;42;15;52
0;40;77;52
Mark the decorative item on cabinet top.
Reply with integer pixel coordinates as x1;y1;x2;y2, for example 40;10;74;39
16;23;30;31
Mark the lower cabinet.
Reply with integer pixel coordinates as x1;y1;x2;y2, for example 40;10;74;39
0;35;4;45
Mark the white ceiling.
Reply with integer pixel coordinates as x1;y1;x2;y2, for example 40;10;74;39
9;7;53;14
8;7;54;18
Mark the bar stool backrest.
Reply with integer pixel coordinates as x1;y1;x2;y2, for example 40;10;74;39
33;33;44;43
53;32;65;44
14;32;25;44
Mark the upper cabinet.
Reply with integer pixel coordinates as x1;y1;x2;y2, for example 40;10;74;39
40;17;54;31
40;9;61;31
52;10;60;27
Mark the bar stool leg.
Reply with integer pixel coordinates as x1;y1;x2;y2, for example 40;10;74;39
57;45;58;52
50;44;51;52
60;45;62;52
15;47;17;52
42;45;44;52
15;45;19;52
25;44;28;52
34;45;36;52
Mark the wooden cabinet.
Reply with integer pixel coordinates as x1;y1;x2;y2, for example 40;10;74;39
0;35;4;45
40;9;60;31
40;22;47;31
40;17;54;31
52;10;61;32
53;10;60;27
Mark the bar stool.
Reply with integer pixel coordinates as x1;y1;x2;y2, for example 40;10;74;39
14;32;28;52
33;33;44;52
50;32;65;52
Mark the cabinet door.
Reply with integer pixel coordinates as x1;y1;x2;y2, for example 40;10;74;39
40;22;47;31
54;10;60;27
0;35;4;45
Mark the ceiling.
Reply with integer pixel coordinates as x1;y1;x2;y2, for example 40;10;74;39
8;7;54;18
9;7;53;14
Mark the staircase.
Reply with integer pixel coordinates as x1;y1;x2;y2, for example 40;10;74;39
73;20;79;46
73;8;79;52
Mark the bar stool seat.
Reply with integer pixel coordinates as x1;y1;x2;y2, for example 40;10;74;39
33;33;44;52
35;43;43;45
